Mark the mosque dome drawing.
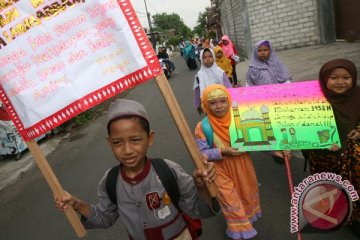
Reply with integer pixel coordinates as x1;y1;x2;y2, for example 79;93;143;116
241;109;263;122
232;105;276;147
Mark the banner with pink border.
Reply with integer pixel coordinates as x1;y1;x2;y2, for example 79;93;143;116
0;0;161;140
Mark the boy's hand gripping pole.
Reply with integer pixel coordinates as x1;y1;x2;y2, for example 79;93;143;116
26;140;87;237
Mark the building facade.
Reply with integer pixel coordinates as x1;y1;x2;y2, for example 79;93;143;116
211;0;359;59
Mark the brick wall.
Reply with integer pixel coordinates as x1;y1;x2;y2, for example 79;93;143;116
218;0;322;58
247;0;320;51
219;0;246;57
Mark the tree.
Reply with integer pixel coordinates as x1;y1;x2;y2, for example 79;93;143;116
193;9;208;38
152;13;192;39
167;36;181;48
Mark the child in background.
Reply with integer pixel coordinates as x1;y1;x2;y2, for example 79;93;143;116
303;59;360;237
246;40;292;86
219;35;239;87
194;84;261;239
246;40;292;164
203;39;211;49
184;40;198;70
193;48;232;115
55;99;219;240
214;46;233;82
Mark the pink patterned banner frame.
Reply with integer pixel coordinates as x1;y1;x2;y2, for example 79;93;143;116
0;0;161;141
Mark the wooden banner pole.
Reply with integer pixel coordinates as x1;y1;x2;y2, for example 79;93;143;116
155;73;218;197
26;140;87;237
284;155;303;240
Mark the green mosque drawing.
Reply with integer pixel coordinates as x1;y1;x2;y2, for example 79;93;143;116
232;101;276;146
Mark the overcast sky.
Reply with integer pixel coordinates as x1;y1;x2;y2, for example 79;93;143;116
132;0;211;29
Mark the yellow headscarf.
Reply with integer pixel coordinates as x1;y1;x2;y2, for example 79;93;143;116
214;46;233;78
202;84;232;142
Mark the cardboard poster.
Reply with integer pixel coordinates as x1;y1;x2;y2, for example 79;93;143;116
228;81;341;151
0;0;161;140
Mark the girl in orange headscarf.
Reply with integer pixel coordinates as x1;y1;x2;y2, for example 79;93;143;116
194;84;261;239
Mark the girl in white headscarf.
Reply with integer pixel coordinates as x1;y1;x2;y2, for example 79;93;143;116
193;48;232;114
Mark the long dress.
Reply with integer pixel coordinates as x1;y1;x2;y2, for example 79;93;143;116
195;123;261;239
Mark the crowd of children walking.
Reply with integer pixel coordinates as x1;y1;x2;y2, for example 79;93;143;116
182;35;359;239
55;36;359;240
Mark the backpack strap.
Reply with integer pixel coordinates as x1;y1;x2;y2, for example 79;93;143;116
151;159;203;239
105;159;181;209
106;164;120;205
150;158;180;209
105;159;203;239
201;117;213;147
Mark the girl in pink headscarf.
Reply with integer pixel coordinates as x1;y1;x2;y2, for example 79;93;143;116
220;35;239;87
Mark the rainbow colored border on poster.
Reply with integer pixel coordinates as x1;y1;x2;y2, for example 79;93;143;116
228;81;341;151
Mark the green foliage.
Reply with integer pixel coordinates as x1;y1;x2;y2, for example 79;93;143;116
192;9;208;38
72;110;94;126
168;36;181;47
208;31;217;38
152;13;192;38
54;108;101;134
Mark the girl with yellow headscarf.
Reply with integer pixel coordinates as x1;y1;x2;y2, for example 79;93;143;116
194;84;261;239
214;46;233;82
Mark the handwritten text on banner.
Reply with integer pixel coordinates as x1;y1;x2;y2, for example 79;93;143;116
228;81;341;151
0;0;161;140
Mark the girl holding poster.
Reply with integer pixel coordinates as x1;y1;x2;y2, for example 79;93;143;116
304;59;360;237
194;84;261;239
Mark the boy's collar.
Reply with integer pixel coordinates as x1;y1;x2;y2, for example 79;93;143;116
120;158;151;185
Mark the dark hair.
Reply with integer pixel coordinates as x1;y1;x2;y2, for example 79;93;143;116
107;116;150;135
202;48;212;58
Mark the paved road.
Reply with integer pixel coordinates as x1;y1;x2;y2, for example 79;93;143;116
0;42;359;239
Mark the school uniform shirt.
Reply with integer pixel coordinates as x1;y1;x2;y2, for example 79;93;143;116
81;158;216;240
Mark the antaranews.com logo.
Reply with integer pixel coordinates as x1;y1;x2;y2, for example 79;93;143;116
290;172;359;233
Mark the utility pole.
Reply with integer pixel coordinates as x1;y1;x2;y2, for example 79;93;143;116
143;0;156;50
